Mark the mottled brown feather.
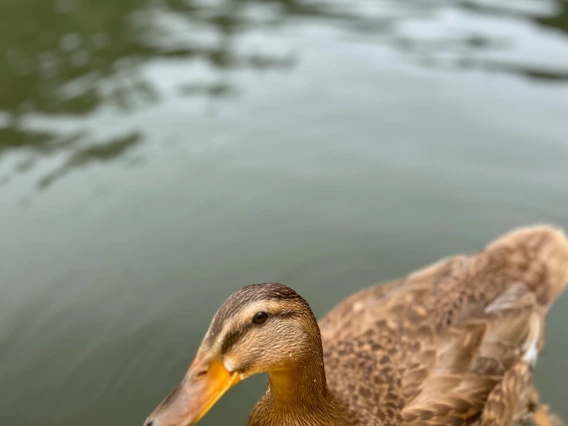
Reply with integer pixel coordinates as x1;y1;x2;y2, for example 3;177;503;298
315;225;568;426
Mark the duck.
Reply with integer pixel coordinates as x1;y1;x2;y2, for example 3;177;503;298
144;225;568;426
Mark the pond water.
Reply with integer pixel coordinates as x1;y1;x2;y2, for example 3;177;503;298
1;0;568;425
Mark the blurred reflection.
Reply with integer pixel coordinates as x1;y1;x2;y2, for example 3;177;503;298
38;132;141;188
0;0;304;186
0;0;567;188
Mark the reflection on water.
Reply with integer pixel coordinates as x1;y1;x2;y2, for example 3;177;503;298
1;1;568;426
1;0;303;186
37;132;141;188
1;0;568;188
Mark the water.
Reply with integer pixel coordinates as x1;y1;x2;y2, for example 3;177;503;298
1;0;568;425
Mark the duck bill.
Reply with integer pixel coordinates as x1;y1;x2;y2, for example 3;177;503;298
145;353;240;426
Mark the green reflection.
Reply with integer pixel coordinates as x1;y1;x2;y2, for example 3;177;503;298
0;0;305;185
0;0;567;188
38;132;141;188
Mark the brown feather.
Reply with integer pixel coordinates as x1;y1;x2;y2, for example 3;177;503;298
318;225;568;425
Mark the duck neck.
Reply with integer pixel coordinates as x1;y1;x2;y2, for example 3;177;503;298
267;354;330;409
265;324;337;420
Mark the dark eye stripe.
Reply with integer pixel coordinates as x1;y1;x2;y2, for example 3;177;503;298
220;311;297;355
221;323;254;354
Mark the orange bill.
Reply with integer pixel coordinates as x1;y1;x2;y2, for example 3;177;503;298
144;353;240;426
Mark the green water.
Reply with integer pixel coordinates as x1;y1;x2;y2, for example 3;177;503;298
1;0;568;425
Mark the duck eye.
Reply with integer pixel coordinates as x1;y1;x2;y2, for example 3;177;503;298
252;311;268;324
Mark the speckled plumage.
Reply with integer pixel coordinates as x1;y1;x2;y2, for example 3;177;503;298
147;225;568;426
316;225;568;426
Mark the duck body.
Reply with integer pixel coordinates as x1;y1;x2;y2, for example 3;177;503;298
318;225;568;426
146;225;568;426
